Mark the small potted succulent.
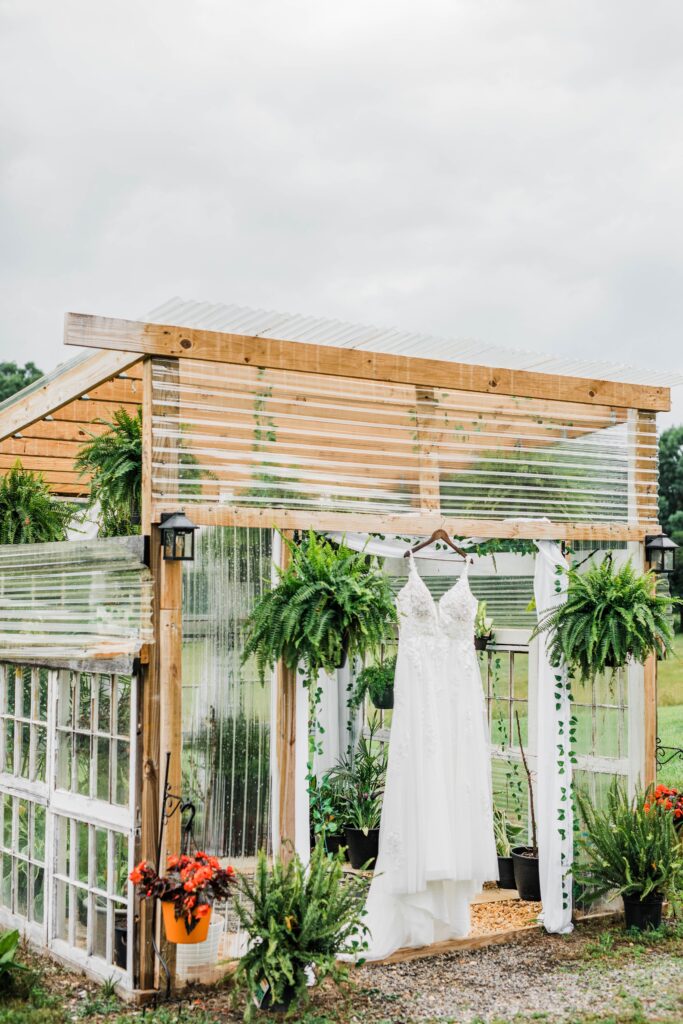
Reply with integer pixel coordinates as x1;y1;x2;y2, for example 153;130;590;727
575;782;683;931
353;654;397;710
130;852;235;944
474;601;494;650
493;807;524;890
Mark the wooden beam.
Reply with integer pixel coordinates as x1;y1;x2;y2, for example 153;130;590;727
152;501;660;542
141;359;153;535
0;350;141;444
643;547;658;789
64;313;671;412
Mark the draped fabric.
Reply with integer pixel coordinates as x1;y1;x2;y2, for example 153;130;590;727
534;541;573;934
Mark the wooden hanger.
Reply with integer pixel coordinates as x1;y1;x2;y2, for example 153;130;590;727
404;528;469;560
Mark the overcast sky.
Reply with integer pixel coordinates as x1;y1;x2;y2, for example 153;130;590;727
1;1;682;423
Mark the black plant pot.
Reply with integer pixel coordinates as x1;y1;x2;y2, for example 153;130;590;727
372;686;394;710
259;981;298;1012
345;827;379;870
511;847;541;901
114;909;128;969
324;833;347;858
497;855;516;890
623;893;663;931
474;635;491;651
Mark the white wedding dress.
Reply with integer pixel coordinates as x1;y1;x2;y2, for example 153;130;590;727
361;554;498;960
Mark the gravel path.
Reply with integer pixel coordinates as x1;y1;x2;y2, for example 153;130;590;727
348;927;683;1023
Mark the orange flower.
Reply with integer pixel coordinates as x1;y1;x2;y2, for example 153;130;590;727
227;865;235;876
644;804;650;812
194;903;211;917
167;855;180;869
129;868;143;884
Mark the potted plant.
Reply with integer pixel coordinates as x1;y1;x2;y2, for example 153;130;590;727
242;531;396;686
353;653;397;710
329;727;387;871
75;408;143;536
649;783;683;830
575;781;683;931
129;852;235;944
233;841;368;1019
511;711;541;901
344;791;383;870
310;771;348;857
493;807;524;890
532;556;677;682
474;601;494;650
0;460;77;544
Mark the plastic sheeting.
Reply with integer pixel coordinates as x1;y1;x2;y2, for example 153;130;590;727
150;358;656;525
0;537;153;669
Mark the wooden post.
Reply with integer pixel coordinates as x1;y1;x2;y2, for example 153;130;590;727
643;539;658;790
273;532;297;862
415;386;442;513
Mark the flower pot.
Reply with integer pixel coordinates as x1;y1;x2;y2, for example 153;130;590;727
345;827;379;870
623;892;663;931
496;855;516;890
176;914;224;981
372;686;394;710
259;981;298;1012
474;635;491;651
324;833;346;858
161;901;212;944
114;909;128;969
511;847;541;902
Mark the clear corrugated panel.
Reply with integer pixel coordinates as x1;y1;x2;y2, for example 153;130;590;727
151;358;658;524
0;538;153;665
181;527;272;861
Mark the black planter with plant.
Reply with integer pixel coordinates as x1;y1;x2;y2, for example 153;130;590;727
352;654;396;710
532;555;677;682
493;807;523;891
327;726;387;872
574;781;683;932
511;711;541;901
474;600;494;651
345;826;379;871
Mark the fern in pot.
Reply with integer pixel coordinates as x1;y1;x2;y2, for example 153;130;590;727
533;556;677;683
353;653;397;710
242;531;396;685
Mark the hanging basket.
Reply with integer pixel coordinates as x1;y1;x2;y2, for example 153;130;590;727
474;635;492;651
161;901;212;944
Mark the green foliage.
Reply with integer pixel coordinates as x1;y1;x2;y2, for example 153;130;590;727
326;727;388;833
0;362;43;403
533;557;677;682
574;781;683;904
0;930;28;992
474;600;494;640
352;655;396;709
0;462;76;544
493;806;524;857
75;408;142;536
242;531;396;685
233;842;368;1020
309;771;348;840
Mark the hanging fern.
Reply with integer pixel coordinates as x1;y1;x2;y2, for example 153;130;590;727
533;556;677;682
0;461;76;544
242;531;396;684
75;408;142;536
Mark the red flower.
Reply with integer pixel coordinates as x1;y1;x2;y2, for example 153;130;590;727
194;904;211;918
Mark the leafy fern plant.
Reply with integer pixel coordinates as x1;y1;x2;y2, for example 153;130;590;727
532;556;676;682
75;408;142;536
0;461;76;544
575;781;683;904
352;654;396;709
242;531;396;685
233;842;368;1020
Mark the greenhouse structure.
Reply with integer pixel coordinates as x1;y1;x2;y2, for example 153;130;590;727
0;300;676;994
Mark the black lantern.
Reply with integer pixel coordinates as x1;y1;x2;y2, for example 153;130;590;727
645;534;678;575
159;511;198;562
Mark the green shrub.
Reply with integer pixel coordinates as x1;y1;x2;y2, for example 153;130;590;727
575;780;683;904
0;462;76;544
233;842;368;1020
352;655;396;709
75;408;142;536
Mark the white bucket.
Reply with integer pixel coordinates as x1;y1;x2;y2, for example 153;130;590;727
176;914;224;979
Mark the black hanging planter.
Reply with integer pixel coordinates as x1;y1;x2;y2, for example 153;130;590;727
345;827;379;870
372;686;394;710
497;855;517;890
511;847;541;901
623;893;664;931
474;635;492;651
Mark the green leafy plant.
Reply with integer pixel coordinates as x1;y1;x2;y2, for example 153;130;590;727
233;842;368;1020
0;930;28;992
242;531;396;686
75;408;143;536
310;771;348;841
344;790;383;833
575;780;683;905
493;806;524;858
532;556;677;682
474;600;494;640
327;726;388;834
352;654;396;709
0;461;76;544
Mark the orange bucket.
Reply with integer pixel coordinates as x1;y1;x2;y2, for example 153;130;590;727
161;901;212;944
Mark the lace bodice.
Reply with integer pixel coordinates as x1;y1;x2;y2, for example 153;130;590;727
396;554;478;641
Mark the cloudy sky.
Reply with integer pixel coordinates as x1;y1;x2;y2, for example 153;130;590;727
1;1;682;422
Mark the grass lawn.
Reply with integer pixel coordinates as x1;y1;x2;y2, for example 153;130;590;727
657;632;683;787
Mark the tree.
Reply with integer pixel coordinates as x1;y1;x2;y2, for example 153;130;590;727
0;361;44;403
658;425;683;629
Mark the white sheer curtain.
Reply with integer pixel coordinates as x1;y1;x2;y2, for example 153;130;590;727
534;541;573;934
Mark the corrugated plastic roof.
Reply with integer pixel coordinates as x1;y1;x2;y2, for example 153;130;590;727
143;296;683;389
